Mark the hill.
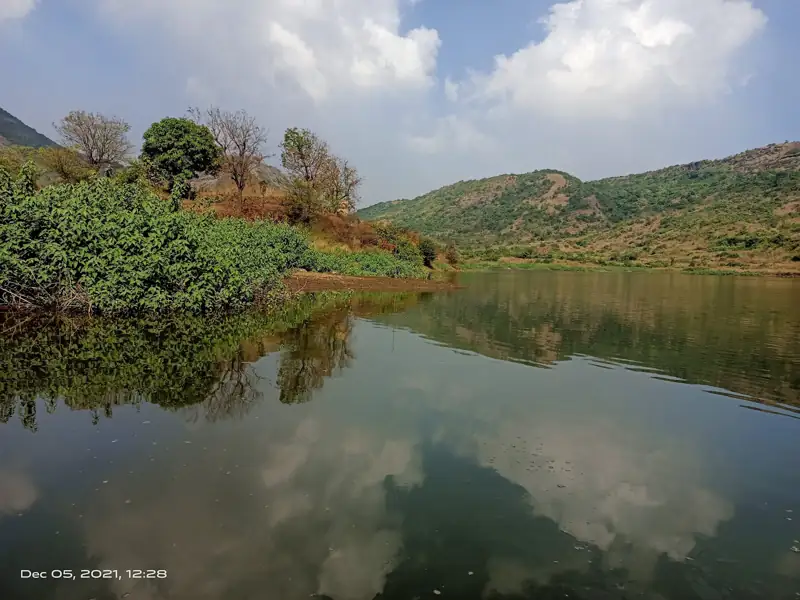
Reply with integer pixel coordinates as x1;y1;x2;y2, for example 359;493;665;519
359;143;800;272
0;107;58;148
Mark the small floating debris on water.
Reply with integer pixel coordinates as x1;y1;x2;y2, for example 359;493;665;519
433;590;441;595
124;499;131;504
102;480;108;484
111;439;118;443
184;440;192;444
790;546;799;553
142;421;150;424
468;571;473;576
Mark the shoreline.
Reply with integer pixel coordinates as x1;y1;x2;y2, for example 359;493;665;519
458;260;800;278
285;271;462;293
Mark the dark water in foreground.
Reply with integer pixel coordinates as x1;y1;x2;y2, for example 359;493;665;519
1;271;799;600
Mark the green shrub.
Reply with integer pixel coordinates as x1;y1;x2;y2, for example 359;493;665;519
393;238;423;265
445;243;460;265
0;164;309;314
301;248;426;279
418;238;437;267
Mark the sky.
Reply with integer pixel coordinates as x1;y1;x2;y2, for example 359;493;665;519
1;0;798;206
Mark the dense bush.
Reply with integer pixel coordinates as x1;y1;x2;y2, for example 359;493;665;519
418;238;437;267
445;243;460;265
0;164;309;314
301;248;427;279
393;238;423;265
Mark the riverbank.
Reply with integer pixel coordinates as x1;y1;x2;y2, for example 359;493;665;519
458;259;800;278
285;270;461;293
0;167;434;315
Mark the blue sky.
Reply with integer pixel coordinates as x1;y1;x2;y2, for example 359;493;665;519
1;0;798;205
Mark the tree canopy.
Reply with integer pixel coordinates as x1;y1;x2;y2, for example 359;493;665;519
142;117;221;189
280;127;362;223
54;111;132;166
189;107;267;202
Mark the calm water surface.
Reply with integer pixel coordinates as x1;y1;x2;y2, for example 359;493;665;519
1;271;799;600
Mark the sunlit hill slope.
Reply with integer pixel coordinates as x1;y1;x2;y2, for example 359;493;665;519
358;143;800;272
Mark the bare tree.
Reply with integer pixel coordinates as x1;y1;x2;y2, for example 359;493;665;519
189;106;267;205
325;156;362;214
280;127;362;220
53;111;132;166
280;127;331;186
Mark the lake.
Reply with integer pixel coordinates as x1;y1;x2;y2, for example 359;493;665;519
1;271;798;600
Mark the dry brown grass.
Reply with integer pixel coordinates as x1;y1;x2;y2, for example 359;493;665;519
183;184;392;253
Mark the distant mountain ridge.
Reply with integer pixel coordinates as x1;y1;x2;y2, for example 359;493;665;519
358;142;800;272
0;107;58;148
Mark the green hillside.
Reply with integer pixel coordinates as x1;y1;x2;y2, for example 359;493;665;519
0;107;58;148
359;143;800;273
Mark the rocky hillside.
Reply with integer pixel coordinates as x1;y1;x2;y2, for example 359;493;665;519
0;107;58;148
359;143;800;272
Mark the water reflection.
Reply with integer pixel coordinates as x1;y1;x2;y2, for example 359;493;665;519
0;293;423;429
277;308;355;405
1;273;799;600
378;271;800;409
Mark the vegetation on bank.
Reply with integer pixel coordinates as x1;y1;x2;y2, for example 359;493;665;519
0;164;425;314
0;105;438;314
457;259;770;276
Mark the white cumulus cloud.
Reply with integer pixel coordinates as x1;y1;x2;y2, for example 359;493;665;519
403;0;770;192
466;0;767;118
0;0;37;22
96;0;440;103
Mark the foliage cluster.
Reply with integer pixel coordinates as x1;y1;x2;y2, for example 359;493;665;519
301;247;427;279
418;238;437;267
141;117;221;192
0;165;307;314
0;145;94;186
0;163;427;314
280;127;362;223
